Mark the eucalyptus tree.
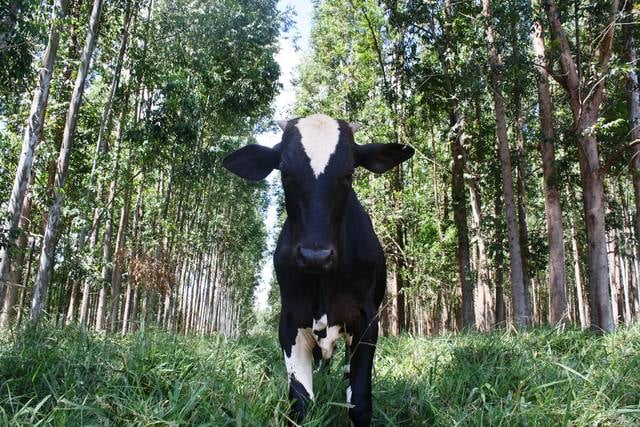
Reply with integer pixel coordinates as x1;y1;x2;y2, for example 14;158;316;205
483;0;529;327
0;0;69;301
542;0;618;332
530;2;567;326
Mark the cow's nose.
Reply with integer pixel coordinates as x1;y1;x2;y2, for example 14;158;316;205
296;245;335;271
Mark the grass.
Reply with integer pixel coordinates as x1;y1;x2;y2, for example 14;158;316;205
0;325;639;426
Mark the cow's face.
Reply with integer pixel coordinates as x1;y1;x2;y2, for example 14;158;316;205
223;113;414;273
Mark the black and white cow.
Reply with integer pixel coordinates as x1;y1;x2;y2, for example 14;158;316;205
223;114;413;426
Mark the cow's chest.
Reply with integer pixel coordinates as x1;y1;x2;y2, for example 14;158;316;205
281;278;371;360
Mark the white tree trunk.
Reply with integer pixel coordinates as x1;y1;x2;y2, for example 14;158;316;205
30;0;104;323
0;0;69;298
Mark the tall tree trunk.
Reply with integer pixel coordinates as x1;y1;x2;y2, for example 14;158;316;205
569;213;588;328
624;16;640;294
0;0;69;298
110;188;131;332
543;0;617;332
531;15;568;326
30;0;104;323
0;172;35;328
483;0;529;327
469;179;492;330
494;176;506;327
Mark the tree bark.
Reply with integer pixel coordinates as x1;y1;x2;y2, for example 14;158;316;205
30;0;102;323
110;187;131;332
494;170;506;327
483;0;529;327
543;0;616;332
0;172;35;328
569;210;588;329
30;0;104;323
469;179;492;330
531;15;568;326
624;14;640;297
0;0;69;298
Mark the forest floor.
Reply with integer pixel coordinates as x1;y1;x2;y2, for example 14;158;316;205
0;324;638;426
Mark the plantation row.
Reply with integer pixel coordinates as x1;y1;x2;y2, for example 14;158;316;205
0;0;279;336
2;0;640;336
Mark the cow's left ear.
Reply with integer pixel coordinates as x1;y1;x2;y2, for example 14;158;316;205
222;144;280;181
355;143;414;174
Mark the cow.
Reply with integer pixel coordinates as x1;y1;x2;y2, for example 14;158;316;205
222;113;414;426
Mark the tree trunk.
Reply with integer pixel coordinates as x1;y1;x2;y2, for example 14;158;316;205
483;0;528;327
494;178;506;327
450;113;475;330
531;16;568;326
0;0;69;298
578;131;614;332
429;0;475;331
469;179;492;330
110;188;130;332
624;18;640;296
569;214;588;328
543;0;617;332
30;0;104;323
0;171;35;328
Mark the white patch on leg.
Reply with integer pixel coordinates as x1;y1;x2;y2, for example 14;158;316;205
317;325;342;359
283;328;316;400
312;314;328;331
346;386;353;405
295;114;341;178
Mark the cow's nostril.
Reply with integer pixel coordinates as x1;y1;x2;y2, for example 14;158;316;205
297;245;335;270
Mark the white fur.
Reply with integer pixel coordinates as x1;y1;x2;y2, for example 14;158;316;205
312;314;328;332
295;114;341;178
347;386;353;406
283;328;316;399
317;324;343;359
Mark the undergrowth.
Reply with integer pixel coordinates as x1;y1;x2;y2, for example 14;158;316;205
0;325;638;425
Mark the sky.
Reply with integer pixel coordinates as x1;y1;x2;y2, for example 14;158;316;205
253;1;314;312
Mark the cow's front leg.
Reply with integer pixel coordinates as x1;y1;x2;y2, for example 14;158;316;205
280;320;315;422
347;321;378;427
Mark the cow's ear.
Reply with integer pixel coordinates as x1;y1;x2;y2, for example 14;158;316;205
355;143;414;174
222;144;280;181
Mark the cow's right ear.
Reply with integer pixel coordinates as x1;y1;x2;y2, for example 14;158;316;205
222;144;280;181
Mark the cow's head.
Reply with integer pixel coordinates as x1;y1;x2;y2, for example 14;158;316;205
223;114;414;273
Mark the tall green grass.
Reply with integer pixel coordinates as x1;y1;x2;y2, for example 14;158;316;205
0;325;638;425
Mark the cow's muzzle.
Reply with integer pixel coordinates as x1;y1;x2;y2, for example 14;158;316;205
296;244;336;273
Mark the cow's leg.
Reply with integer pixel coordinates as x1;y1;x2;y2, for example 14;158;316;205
279;318;315;422
347;321;378;427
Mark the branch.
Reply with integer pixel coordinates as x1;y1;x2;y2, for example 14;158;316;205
601;138;640;175
586;0;620;112
347;0;390;97
532;60;569;90
543;0;580;102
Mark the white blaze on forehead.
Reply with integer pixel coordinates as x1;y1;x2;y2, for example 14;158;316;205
295;113;341;178
283;328;315;400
